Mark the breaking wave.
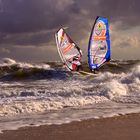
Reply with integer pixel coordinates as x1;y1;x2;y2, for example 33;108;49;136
0;58;51;77
0;58;139;117
0;58;140;132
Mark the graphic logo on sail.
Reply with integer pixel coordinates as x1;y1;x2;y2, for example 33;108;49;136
95;20;106;36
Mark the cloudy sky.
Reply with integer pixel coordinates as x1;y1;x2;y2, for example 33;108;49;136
0;0;140;62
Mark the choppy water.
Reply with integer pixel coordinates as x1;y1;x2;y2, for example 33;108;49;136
0;58;140;132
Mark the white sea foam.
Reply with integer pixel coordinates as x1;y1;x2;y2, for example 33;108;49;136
0;64;139;116
105;79;128;99
2;58;16;65
0;103;140;133
0;58;50;70
95;65;140;100
0;62;140;132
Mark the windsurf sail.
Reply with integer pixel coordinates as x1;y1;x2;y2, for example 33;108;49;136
55;28;82;71
88;16;111;70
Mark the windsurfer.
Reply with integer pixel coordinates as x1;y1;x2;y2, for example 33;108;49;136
91;68;99;74
71;57;82;71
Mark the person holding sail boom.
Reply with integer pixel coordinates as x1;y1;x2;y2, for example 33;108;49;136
71;43;82;71
71;56;82;71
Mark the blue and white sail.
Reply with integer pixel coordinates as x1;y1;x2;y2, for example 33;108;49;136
88;16;111;70
55;28;82;71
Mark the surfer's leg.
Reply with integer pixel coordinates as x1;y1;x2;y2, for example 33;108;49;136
96;68;99;71
90;69;95;73
76;65;80;71
78;65;83;71
93;69;96;74
90;68;92;72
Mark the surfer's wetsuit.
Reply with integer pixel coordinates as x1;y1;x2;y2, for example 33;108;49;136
72;60;81;71
71;57;82;71
70;45;82;71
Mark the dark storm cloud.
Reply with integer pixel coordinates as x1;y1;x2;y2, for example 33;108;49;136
0;0;139;39
74;0;140;26
62;0;140;42
0;0;79;33
0;0;79;47
0;0;140;61
0;30;54;46
99;0;140;28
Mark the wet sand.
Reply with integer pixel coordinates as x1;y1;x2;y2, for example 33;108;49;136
1;113;140;140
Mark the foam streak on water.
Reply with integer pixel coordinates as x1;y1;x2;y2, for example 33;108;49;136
0;58;140;132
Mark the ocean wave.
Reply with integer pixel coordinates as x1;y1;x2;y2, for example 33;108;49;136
0;63;139;117
96;65;140;101
0;60;140;133
0;58;50;68
0;58;51;78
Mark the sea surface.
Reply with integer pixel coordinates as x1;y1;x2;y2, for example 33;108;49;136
0;58;140;132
